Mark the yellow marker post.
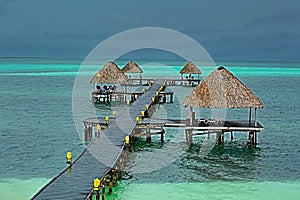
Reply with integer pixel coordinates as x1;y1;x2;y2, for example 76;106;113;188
94;178;101;191
113;111;117;118
145;104;149;110
152;97;155;103
96;124;101;133
141;111;145;118
136;117;140;124
66;151;72;164
142;89;145;93
127;100;130;106
105;116;109;124
125;135;130;144
156;92;159;96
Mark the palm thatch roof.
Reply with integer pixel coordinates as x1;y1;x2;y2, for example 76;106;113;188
122;61;143;73
183;66;263;108
179;61;202;74
90;61;129;84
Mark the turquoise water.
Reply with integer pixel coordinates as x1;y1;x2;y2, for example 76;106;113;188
0;58;300;199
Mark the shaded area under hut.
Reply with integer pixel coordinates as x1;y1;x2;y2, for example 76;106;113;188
183;66;264;146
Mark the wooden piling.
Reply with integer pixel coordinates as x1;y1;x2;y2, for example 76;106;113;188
89;125;92;140
160;127;164;143
221;131;224;144
146;127;151;143
84;124;88;142
185;129;192;145
216;131;224;144
163;95;166;103
249;131;255;146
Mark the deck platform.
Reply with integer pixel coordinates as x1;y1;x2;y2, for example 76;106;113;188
127;78;201;86
91;90;173;103
83;116;264;145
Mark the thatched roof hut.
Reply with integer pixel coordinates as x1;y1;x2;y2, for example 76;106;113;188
90;61;129;84
183;66;263;109
122;61;143;73
180;61;202;75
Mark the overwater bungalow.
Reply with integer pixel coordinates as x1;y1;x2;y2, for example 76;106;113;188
121;61;144;85
90;61;129;103
179;61;202;85
183;66;264;146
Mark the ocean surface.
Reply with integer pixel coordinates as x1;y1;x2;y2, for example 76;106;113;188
0;58;299;200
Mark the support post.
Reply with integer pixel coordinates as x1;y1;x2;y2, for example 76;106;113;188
185;129;192;146
84;124;88;142
221;131;224;145
249;131;255;147
146;127;151;143
108;181;113;194
216;131;222;145
102;186;105;200
189;106;195;126
254;108;258;127
160;127;164;143
249;107;252;124
88;124;92;140
230;131;234;141
139;74;142;85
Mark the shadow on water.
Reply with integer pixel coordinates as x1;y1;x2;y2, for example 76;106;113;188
124;139;261;184
181;141;260;182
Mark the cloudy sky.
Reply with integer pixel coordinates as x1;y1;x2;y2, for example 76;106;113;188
0;0;299;61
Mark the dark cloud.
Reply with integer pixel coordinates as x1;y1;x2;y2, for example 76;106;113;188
0;0;299;61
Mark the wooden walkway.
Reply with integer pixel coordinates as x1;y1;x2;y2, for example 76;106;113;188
31;79;165;200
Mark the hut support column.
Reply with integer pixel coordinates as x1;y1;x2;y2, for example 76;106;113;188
254;108;257;127
139;74;142;85
249;107;252;124
185;129;192;146
189;106;195;126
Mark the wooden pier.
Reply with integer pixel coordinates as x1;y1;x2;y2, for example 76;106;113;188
31;79;167;200
31;66;264;200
